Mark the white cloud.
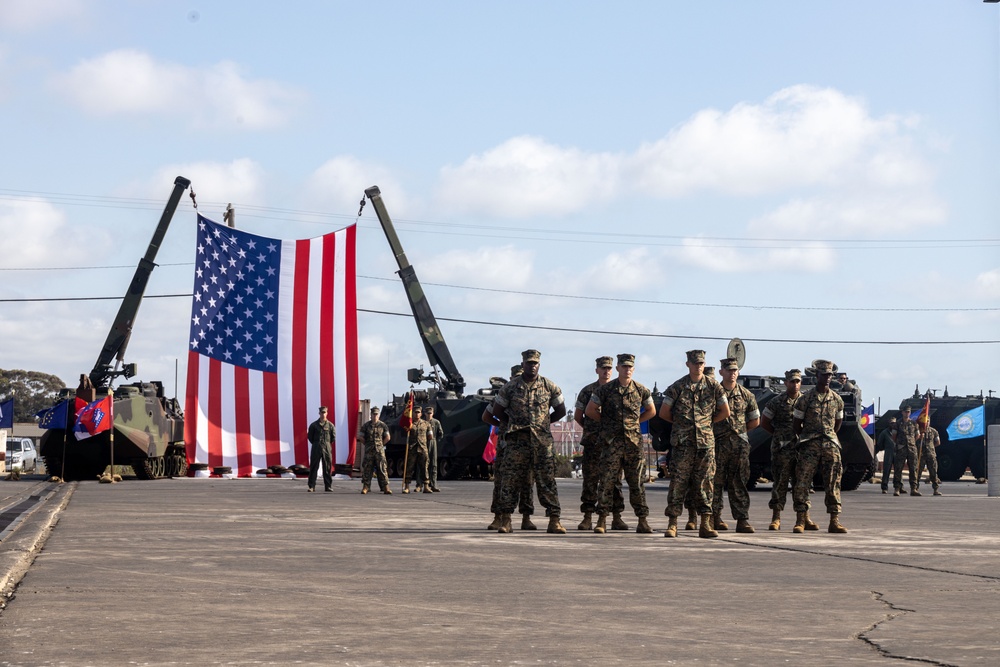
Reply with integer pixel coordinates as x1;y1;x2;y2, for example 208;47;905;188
420;244;532;289
974;268;1000;299
52;49;305;129
673;238;836;273
0;198;110;268
437;136;621;217
0;0;86;30
127;159;268;209
748;192;947;237
303;157;409;216
582;247;667;293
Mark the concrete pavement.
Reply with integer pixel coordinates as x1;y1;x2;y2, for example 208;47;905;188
0;475;998;666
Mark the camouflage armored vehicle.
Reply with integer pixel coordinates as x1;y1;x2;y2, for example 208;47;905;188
363;186;497;479
39;177;191;481
874;389;998;482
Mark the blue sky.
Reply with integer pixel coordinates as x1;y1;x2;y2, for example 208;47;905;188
2;1;998;413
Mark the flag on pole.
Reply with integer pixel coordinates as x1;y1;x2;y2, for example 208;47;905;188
184;214;358;477
483;425;498;464
908;408;921;421
946;405;985;441
35;400;71;429
917;395;931;431
0;398;12;429
859;403;875;435
73;395;113;440
399;391;414;431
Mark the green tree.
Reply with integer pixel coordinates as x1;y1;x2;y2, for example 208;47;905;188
0;369;67;422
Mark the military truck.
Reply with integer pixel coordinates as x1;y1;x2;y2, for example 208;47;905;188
874;389;998;482
363;186;499;479
39;177;191;481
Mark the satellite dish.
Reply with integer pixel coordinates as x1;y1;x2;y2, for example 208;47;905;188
727;338;746;370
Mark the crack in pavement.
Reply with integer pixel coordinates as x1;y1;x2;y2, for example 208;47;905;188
855;591;957;666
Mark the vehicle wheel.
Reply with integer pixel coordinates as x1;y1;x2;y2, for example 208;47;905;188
936;449;966;482
968;446;986;480
438;458;452;480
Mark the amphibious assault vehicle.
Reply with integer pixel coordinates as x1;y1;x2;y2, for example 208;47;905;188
39;177;191;481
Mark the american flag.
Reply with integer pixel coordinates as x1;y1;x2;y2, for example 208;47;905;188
184;214;358;476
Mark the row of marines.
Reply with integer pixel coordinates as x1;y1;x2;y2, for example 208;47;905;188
473;348;850;537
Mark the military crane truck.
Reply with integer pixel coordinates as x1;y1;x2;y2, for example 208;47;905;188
39;177;191;481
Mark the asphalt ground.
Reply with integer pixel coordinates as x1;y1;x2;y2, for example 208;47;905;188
0;474;998;667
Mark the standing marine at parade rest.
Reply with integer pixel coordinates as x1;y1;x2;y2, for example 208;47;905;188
492;349;567;534
307;406;336;493
574;356;624;531
359;406;392;495
760;369;802;530
424;406;444;492
585;353;657;534
683;365;715;530
403;406;434;494
659;350;730;539
892;405;920;496
482;364;537;530
792;360;848;534
710;357;760;533
878;417;897;494
916;421;943;496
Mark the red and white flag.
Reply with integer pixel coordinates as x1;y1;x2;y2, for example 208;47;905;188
74;395;113;440
184;214;358;476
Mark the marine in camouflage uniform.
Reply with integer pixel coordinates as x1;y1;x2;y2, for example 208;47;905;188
892;406;920;496
424;407;444;492
575;356;623;531
586;354;656;534
359;407;391;494
483;379;536;530
404;407;433;493
307;406;336;492
682;366;716;530
493;349;567;534
916;424;942;496
792;360;847;533
760;369;803;530
710;358;761;533
660;350;730;539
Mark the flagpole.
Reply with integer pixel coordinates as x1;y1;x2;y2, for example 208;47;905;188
108;393;115;483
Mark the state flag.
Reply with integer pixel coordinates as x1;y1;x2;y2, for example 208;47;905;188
74;395;113;440
0;398;12;430
35;400;71;429
859;403;875;435
946;405;985;441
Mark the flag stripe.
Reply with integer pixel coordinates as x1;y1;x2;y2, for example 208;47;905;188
184;350;200;464
234;365;252;475
291;239;310;464
207;357;223;468
263;368;281;467
320;232;336;417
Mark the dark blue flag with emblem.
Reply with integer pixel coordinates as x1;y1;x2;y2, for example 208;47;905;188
35;400;71;430
0;398;13;429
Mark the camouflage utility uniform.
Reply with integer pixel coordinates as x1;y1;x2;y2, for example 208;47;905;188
711;383;760;521
916;426;941;493
495;375;564;517
359;418;391;492
764;392;799;512
663;377;727;517
425;415;444;491
592;379;654;519
892;418;920;493
404;420;433;487
307;417;336;491
487;402;535;516
792;389;845;514
576;381;623;516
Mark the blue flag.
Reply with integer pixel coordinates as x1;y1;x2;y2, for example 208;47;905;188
859;403;874;435
0;398;12;429
946;405;985;441
35;400;71;430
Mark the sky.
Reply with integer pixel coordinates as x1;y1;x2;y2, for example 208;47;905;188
1;1;999;417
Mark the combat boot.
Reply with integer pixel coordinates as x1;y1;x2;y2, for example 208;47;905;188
636;516;652;533
546;516;567;534
910;488;921;496
497;513;513;533
521;514;537;530
594;514;607;534
685;508;698;531
713;514;729;531
611;512;629;531
382;487;392;495
769;509;781;531
664;516;678;538
699;513;718;539
793;511;806;534
422;483;433;493
803;511;819;531
828;514;848;533
402;485;410;494
735;518;755;533
577;512;593;531
893;488;900;496
933;488;942;496
487;513;502;530
361;486;369;494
